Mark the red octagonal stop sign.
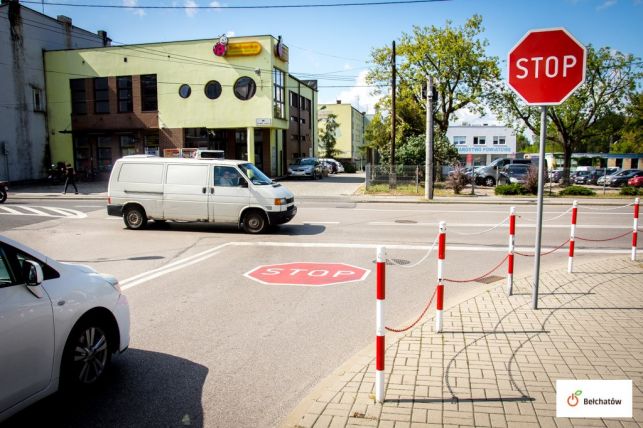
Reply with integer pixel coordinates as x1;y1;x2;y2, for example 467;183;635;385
244;262;370;286
508;28;586;105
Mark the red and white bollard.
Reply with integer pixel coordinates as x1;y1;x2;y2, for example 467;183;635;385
633;198;639;261
507;206;516;296
375;246;386;403
568;200;578;273
435;222;446;333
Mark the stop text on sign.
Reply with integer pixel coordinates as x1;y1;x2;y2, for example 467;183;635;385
515;55;577;79
244;262;370;286
507;28;586;105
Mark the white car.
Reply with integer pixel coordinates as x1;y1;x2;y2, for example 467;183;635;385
319;158;344;173
0;235;130;422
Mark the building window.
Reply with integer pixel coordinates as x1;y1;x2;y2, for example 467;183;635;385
493;136;506;145
120;135;136;156
141;74;158;111
179;84;192;99
290;91;299;108
94;77;109;114
305;98;311;111
473;136;486;145
272;68;285;118
117;76;133;113
32;87;44;112
453;136;466;145
233;77;256;101
204;80;222;100
97;136;112;172
70;79;86;115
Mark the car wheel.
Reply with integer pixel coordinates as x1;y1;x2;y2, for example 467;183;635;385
484;177;496;187
243;210;267;234
0;190;6;204
61;318;112;388
124;206;147;230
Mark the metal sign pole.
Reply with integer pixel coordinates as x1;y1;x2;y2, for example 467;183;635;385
532;105;547;310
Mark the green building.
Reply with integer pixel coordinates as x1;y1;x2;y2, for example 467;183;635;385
44;35;317;177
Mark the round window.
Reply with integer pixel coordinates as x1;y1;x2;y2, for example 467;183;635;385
179;84;191;99
233;77;257;101
204;80;222;100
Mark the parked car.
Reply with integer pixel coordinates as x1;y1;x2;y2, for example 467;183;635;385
607;169;641;187
591;167;620;185
475;157;544;187
0;235;130;422
287;157;323;180
628;174;643;187
572;170;593;185
498;164;531;185
597;169;620;186
549;168;564;183
319;158;344;174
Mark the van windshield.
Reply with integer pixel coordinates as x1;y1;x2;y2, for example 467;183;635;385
239;163;272;185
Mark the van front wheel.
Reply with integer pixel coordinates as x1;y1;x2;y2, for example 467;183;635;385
243;211;267;234
124;206;147;230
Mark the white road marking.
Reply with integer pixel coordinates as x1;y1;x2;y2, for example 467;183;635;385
0;205;87;218
303;221;340;225
75;205;103;208
367;222;633;229
119;240;631;292
310;207;632;216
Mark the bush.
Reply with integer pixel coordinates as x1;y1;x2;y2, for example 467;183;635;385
558;185;596;196
342;162;357;173
495;184;527;195
619;186;640;196
524;166;539;195
447;166;468;194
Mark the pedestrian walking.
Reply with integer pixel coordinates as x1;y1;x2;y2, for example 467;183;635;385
63;163;78;194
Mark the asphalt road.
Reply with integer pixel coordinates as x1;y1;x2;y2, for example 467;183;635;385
1;178;636;427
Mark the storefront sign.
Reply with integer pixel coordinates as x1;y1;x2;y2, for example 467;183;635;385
457;146;513;154
274;36;288;62
213;36;262;57
256;118;272;126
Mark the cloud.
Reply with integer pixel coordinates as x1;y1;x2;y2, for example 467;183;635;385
597;0;617;9
329;70;382;115
185;0;198;17
226;31;235;37
123;0;145;16
209;1;222;8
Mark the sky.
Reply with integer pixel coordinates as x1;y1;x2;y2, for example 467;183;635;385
23;0;643;123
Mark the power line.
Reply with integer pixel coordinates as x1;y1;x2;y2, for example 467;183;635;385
22;0;451;10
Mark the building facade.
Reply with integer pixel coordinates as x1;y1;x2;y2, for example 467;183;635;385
318;102;366;166
285;76;317;162
446;125;517;166
0;0;108;181
45;35;317;178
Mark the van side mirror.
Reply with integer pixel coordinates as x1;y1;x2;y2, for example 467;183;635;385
239;178;248;188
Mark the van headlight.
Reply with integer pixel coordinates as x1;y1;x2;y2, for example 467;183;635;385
274;198;287;206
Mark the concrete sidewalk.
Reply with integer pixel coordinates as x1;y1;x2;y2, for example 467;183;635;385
285;257;643;427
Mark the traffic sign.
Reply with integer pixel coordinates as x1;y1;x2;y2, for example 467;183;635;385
507;28;586;105
244;262;370;286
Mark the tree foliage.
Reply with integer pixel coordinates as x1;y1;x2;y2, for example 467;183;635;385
364;15;500;164
318;107;341;158
489;46;641;183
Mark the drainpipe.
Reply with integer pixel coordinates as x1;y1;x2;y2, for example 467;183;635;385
297;80;302;157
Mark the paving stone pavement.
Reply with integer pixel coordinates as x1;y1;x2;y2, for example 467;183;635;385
285;257;643;428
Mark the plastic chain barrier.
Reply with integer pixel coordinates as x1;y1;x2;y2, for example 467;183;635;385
385;289;437;333
388;235;438;269
581;201;635;211
515;239;571;257
575;230;634;242
450;216;509;236
518;206;572;223
443;254;509;284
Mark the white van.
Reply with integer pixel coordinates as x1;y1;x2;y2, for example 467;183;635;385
107;156;296;233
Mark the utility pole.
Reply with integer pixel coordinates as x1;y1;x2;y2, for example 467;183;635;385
389;41;397;189
425;76;434;199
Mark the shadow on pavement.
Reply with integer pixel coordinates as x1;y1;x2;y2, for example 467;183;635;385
2;349;208;428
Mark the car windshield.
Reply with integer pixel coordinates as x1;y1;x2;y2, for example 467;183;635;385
298;158;316;166
238;163;272;185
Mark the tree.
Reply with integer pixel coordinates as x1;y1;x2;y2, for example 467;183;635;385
613;92;643;153
318;107;341;159
366;15;500;137
489;46;641;184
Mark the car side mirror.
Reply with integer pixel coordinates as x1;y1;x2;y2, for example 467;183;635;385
22;260;45;298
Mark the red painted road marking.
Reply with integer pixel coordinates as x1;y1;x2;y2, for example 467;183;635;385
244;262;370;286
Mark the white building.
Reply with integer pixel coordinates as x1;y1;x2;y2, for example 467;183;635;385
0;0;108;181
446;125;517;166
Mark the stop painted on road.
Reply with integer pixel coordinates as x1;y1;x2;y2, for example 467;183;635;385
244;262;370;286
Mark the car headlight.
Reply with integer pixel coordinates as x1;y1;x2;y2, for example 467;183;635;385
274;198;287;206
510;177;518;183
